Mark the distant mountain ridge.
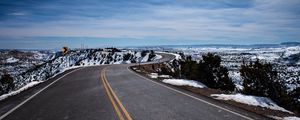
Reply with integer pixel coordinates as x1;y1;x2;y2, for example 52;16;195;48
129;42;300;49
280;42;300;46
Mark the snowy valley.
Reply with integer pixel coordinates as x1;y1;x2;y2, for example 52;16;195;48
168;44;300;91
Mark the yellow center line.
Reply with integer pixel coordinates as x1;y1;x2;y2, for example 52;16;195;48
102;69;133;120
101;69;125;120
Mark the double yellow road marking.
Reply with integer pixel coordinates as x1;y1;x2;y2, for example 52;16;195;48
100;68;132;120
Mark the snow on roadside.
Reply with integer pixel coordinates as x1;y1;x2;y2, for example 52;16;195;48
272;116;300;120
0;81;41;101
0;66;82;101
211;94;293;113
148;73;171;79
159;75;171;78
148;73;158;79
162;79;206;88
0;66;83;101
283;116;300;120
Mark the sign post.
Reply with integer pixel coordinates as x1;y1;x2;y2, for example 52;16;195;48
138;57;142;70
61;47;69;55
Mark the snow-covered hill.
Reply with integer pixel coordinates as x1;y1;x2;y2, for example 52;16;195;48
0;50;54;77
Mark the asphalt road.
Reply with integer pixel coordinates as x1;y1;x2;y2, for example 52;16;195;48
0;53;269;120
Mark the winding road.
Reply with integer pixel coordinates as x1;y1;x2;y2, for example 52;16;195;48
0;53;269;120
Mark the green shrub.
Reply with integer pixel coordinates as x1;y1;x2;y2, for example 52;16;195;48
198;53;235;91
141;50;148;57
180;53;235;91
289;87;300;114
240;60;286;97
123;53;132;61
148;50;156;62
240;60;293;111
180;56;198;80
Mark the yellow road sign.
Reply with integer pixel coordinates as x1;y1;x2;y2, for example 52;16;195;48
61;47;69;54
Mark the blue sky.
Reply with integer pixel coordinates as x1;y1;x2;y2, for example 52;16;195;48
0;0;300;49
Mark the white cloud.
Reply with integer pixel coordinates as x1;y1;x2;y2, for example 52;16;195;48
0;0;299;43
8;12;27;16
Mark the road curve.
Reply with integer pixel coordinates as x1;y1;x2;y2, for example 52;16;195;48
0;53;269;120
